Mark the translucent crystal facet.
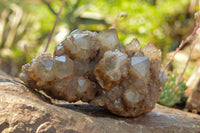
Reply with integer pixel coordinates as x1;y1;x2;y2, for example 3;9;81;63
29;53;54;81
54;43;65;56
123;89;140;107
130;57;150;78
125;38;141;56
73;34;90;50
53;55;74;79
94;50;128;89
97;29;119;50
142;42;161;61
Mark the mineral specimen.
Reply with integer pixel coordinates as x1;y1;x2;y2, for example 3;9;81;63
19;29;167;117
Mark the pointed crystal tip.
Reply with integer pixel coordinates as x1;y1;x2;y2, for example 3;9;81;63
125;38;141;56
130;57;150;78
142;42;161;61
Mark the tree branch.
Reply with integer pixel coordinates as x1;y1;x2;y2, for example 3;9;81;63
44;0;65;52
162;22;200;72
42;0;57;16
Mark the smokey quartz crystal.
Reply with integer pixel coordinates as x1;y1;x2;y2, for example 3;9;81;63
19;29;167;117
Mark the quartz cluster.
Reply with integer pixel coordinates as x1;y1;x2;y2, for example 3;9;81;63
19;29;167;117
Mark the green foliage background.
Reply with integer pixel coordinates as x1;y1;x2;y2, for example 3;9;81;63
0;0;194;76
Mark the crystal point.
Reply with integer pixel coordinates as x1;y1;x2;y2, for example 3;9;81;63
125;38;141;56
130;57;150;78
53;55;74;79
73;33;90;49
97;29;119;50
142;42;161;61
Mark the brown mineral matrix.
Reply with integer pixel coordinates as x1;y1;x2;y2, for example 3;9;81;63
19;29;168;117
